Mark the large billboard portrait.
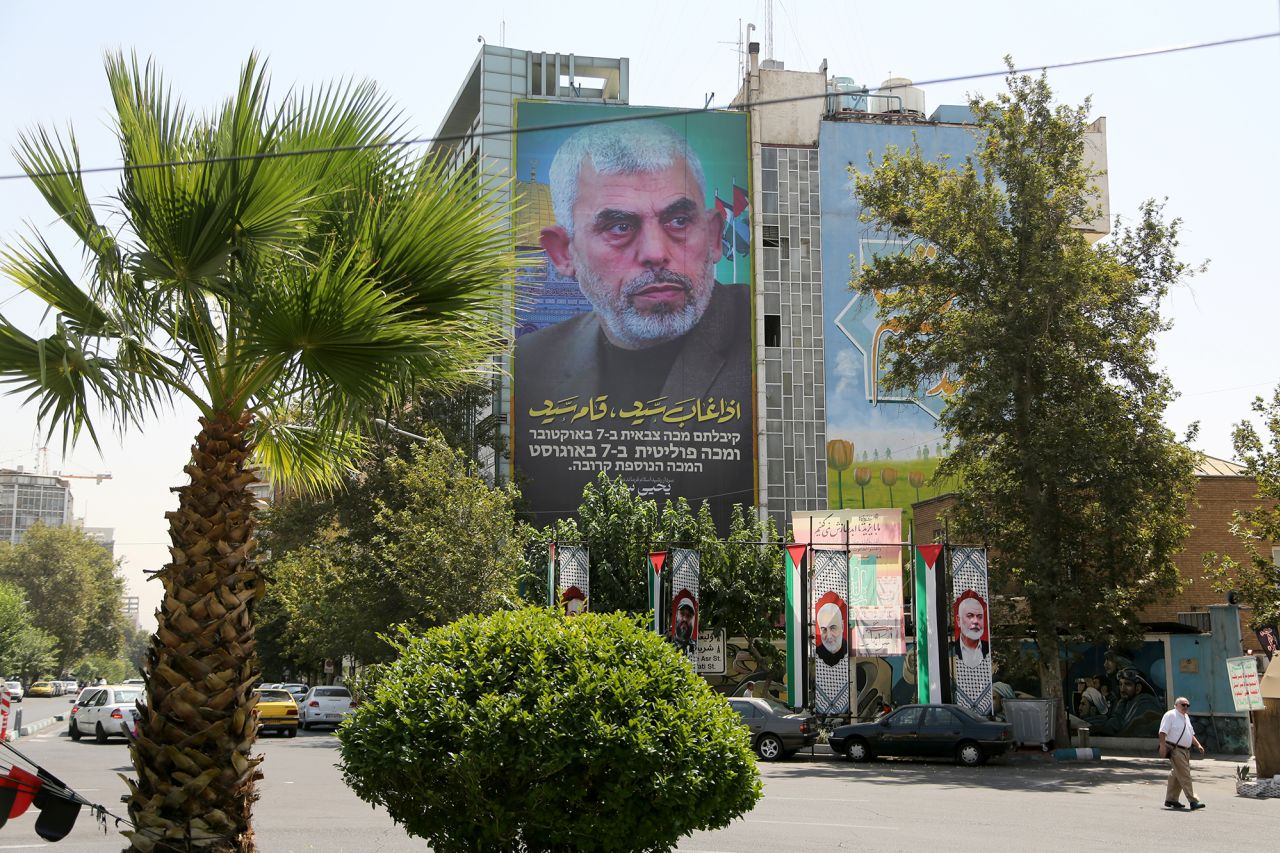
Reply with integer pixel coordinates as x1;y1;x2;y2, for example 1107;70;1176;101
512;102;754;530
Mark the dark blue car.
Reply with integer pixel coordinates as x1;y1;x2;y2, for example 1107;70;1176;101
829;703;1013;766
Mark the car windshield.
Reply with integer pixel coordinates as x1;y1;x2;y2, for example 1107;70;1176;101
116;690;143;704
256;690;294;702
314;688;350;698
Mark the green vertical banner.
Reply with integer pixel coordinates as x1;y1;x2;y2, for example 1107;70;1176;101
915;544;944;705
784;543;809;711
648;551;667;634
546;542;556;608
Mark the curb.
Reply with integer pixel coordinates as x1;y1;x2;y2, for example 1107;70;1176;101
3;714;64;741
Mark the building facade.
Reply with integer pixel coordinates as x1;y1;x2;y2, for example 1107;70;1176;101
435;43;1108;534
0;468;74;543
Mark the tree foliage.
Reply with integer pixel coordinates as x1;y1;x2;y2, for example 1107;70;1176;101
526;474;785;673
0;51;512;851
852;66;1200;735
338;609;761;852
1206;385;1280;628
260;430;525;673
0;580;60;683
0;523;125;672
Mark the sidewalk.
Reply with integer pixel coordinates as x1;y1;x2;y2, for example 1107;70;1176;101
2;710;63;741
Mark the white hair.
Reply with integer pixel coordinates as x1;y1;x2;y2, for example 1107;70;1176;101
548;119;707;236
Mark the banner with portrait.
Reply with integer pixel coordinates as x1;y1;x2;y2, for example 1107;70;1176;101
949;546;992;714
812;550;851;715
552;544;590;616
793;509;905;658
669;548;700;661
512;102;754;531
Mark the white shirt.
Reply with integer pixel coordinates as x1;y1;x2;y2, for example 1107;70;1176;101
1159;708;1194;748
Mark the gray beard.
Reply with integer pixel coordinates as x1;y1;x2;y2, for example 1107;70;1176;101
578;264;716;349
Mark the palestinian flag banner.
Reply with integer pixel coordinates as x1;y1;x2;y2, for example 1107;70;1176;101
950;546;993;715
554;544;590;616
784;543;809;711
812;549;851;715
546;543;557;608
915;544;944;705
669;548;700;661
648;551;667;634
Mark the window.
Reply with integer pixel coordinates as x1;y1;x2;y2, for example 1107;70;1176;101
729;700;759;719
888;707;922;727
315;687;350;698
924;707;956;727
764;314;781;347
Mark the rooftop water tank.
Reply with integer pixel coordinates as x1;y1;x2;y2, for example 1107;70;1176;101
828;76;868;112
870;77;925;116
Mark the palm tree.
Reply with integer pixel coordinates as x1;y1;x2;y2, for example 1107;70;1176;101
0;54;510;852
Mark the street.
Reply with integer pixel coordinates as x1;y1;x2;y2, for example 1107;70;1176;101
3;703;1277;852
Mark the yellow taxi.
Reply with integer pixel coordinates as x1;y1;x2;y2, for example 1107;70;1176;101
252;688;300;737
27;681;56;697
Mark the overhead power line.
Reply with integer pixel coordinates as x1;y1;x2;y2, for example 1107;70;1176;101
0;30;1275;185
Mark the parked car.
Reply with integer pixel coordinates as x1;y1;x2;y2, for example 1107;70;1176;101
252;688;299;737
298;686;356;730
3;681;22;702
68;685;145;743
726;696;817;760
280;683;308;702
27;681;56;698
122;678;145;686
829;703;1014;767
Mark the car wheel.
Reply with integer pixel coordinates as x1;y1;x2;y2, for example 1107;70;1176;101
302;720;311;731
69;722;82;741
286;728;297;738
755;733;785;761
95;722;109;744
846;737;872;762
956;741;983;767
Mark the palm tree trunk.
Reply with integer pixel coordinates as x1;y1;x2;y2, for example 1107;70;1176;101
125;411;263;852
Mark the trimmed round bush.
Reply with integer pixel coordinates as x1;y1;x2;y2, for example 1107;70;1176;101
338;608;761;852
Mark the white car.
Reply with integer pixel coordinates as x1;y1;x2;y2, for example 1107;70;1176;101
298;686;356;730
68;685;144;743
3;681;22;702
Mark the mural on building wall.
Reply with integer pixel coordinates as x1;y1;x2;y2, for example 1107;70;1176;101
512;102;754;530
818;122;981;525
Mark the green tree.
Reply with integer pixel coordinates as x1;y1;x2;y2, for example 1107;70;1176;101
7;626;60;687
526;475;786;687
0;54;510;851
1206;385;1280;628
262;431;524;672
852;66;1200;741
0;580;61;682
0;523;124;672
339;610;761;852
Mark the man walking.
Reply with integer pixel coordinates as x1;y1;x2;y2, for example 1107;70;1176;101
1158;696;1206;810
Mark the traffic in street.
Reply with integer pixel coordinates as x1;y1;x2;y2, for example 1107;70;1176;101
2;704;1268;853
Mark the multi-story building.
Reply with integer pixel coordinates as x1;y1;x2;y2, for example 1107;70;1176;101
432;42;1107;533
122;595;141;628
0;467;74;543
80;525;116;557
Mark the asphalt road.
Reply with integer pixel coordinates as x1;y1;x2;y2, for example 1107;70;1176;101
3;705;1276;852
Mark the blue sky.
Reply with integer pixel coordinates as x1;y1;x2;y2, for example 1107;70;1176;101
1;1;1276;623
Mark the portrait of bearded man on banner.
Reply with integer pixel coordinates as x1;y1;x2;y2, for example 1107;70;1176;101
560;585;587;617
951;590;990;668
671;590;699;655
814;590;849;667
